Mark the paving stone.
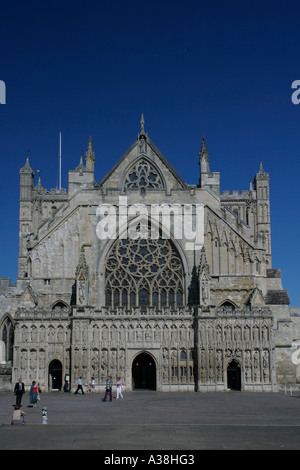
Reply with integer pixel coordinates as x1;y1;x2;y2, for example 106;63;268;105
1;390;300;450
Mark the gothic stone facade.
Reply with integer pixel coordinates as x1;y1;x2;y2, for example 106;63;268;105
1;119;300;392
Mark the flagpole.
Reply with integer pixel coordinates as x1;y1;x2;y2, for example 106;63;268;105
59;132;61;192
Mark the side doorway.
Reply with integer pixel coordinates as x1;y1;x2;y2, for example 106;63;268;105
49;359;63;391
227;359;241;391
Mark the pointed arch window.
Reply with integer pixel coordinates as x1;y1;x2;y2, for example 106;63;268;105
219;300;236;311
51;301;69;310
123;159;166;191
105;237;184;311
1;317;14;362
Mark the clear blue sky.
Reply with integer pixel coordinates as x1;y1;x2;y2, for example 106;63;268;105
0;0;299;306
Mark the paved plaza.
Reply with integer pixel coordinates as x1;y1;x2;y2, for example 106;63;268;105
0;389;300;451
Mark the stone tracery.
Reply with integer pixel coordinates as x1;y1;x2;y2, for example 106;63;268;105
123;159;165;191
105;237;184;311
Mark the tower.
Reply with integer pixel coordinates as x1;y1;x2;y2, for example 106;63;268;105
254;161;271;262
18;154;34;278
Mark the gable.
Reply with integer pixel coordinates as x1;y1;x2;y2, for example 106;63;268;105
248;287;265;307
99;123;186;192
19;285;37;308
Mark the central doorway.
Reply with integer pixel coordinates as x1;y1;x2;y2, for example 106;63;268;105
49;359;63;391
227;359;241;391
132;352;156;390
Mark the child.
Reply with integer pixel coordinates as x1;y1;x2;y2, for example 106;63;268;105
42;406;48;424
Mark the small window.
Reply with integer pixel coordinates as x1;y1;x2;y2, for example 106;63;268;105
220;300;236;310
180;350;187;361
52;301;68;310
44;279;51;286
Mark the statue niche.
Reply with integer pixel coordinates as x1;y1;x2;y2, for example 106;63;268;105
75;247;89;307
198;247;211;306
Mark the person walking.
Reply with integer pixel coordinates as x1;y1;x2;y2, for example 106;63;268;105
29;381;39;407
102;376;112;402
91;376;96;393
74;376;84;394
29;381;35;406
116;377;124;399
14;378;25;407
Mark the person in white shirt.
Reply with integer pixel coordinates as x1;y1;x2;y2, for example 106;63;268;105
116;377;124;399
91;377;96;392
74;376;84;394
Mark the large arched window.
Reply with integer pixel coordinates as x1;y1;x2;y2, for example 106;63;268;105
105;237;184;311
1;316;14;362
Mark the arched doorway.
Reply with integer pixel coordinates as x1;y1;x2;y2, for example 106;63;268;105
132;352;156;390
49;360;63;391
227;359;241;391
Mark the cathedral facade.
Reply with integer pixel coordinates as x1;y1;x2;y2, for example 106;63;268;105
0;118;299;392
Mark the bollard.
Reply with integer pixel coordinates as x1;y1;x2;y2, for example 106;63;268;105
42;406;48;424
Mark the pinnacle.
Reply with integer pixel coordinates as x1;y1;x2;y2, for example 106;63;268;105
20;152;34;173
140;113;145;132
87;136;93;153
85;136;95;163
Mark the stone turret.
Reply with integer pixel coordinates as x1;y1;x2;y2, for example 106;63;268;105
68;137;95;194
18;154;35;277
198;137;220;196
20;154;34;200
254;161;271;259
